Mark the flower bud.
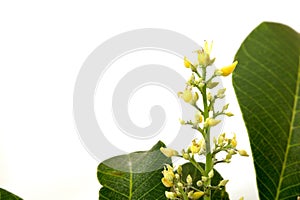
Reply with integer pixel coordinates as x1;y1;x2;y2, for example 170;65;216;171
160;147;179;157
184;57;192;68
179;118;185;125
183;152;190;160
186;174;193;185
192;92;199;103
207;81;219;89
218;179;229;187
225;112;234;117
182;89;193;103
217;88;226;98
175;174;180;180
238;149;249;157
222;103;229;111
201;176;208;182
220;61;238;76
205;118;221;127
208;169;214;179
190;139;201;154
196;180;203;187
194;111;203;123
165;191;177;199
177;165;182;175
231;137;237;147
188;191;194;198
191;191;205;199
207;92;212;101
198;82;205;88
161;177;173;187
226;153;232;160
218;133;225;146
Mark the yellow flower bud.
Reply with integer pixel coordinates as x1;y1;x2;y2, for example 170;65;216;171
183;152;190;160
218;133;225;146
160;147;179;157
162;164;175;185
194;111;203;123
177;165;182;175
177;182;183;188
193;92;199;102
179;118;185;125
186;174;193;185
161;177;173;187
226;153;232;160
188;191;194;198
182;89;193;103
231;137;237;147
191;191;205;199
175;173;180;180
218;179;229;187
165;191;177;199
238;149;249;157
208;169;214;179
184;56;192;68
205;118;221;127
220;61;238;76
201;176;208;182
225;112;234;117
207;92;212;101
190;139;201;154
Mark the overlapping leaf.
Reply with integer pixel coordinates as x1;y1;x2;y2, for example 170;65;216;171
97;141;171;200
233;22;300;200
0;188;22;200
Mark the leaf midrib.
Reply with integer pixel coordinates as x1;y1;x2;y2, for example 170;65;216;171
128;154;133;200
275;56;300;200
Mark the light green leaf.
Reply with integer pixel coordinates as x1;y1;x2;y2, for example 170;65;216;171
233;22;300;200
0;188;23;200
97;141;171;200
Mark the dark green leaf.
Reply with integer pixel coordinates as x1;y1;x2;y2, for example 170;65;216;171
180;162;229;200
233;22;300;200
97;141;171;200
0;188;22;200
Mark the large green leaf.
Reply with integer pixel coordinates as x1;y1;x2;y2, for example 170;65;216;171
233;22;300;200
0;188;22;200
97;141;171;200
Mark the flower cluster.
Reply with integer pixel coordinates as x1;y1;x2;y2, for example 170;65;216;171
162;164;205;200
160;41;248;200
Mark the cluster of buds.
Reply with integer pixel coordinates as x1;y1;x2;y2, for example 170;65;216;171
162;165;205;200
212;133;249;164
162;163;230;200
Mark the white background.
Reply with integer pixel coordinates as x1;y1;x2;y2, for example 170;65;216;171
0;1;299;199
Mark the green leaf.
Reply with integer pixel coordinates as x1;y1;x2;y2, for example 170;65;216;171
97;141;171;200
0;188;23;200
180;162;229;200
233;22;300;200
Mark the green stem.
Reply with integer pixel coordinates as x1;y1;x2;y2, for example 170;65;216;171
190;156;205;175
178;187;189;200
201;67;213;200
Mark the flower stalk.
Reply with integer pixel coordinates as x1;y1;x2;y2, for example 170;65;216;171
161;41;248;200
